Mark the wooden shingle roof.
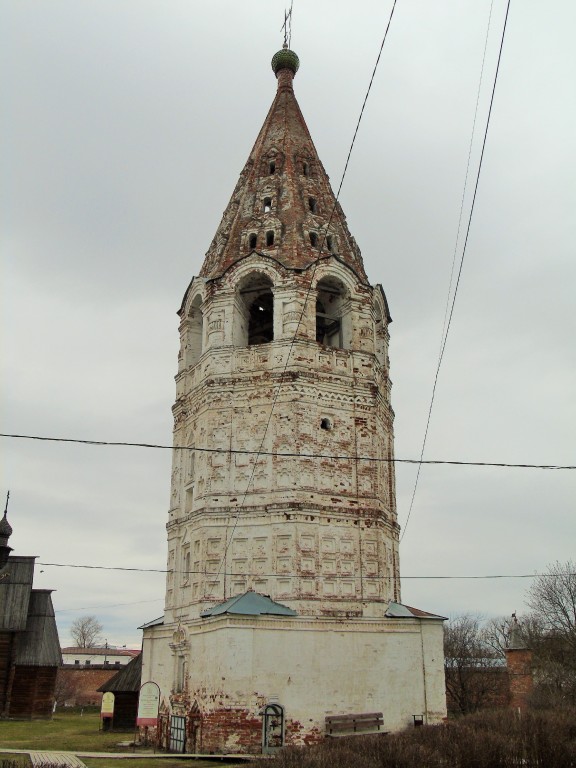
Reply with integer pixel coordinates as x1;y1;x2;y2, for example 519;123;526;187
13;590;62;667
98;652;142;693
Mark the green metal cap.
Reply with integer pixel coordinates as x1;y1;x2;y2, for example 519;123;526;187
271;47;300;76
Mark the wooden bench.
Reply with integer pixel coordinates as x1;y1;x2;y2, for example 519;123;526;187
325;712;384;737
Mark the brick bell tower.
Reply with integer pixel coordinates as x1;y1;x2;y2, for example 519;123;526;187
165;45;399;622
142;47;446;754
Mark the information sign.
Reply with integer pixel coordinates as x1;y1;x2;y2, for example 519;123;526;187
137;681;160;726
101;691;115;718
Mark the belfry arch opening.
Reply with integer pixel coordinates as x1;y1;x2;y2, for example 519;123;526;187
316;276;347;348
186;294;204;366
237;273;275;346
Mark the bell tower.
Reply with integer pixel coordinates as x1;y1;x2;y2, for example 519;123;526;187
142;47;446;752
166;46;399;623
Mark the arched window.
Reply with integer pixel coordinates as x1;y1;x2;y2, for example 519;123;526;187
302;162;309;177
237;273;275;347
266;230;275;247
316;276;346;348
326;235;333;252
269;161;276;175
185;294;203;367
249;291;274;344
249;233;257;249
263;197;272;213
309;232;318;247
308;197;317;213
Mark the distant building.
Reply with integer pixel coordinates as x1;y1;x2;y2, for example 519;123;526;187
141;45;446;755
61;647;139;667
57;648;141;708
0;508;61;718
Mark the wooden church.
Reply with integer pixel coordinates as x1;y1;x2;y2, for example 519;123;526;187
0;504;62;718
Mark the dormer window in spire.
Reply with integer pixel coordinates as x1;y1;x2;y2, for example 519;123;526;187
309;232;318;248
263;197;272;213
266;230;275;247
249;233;257;250
302;161;309;177
269;161;276;175
308;197;317;213
326;235;334;253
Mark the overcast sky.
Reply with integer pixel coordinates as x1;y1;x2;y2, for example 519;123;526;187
2;1;574;648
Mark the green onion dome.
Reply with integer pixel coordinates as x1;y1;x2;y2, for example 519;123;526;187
271;47;300;76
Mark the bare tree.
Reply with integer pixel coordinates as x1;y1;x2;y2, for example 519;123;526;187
525;561;576;706
444;614;505;715
527;560;576;651
70;615;103;648
483;614;543;656
54;669;82;708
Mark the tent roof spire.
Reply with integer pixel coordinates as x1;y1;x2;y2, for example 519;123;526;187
198;49;367;282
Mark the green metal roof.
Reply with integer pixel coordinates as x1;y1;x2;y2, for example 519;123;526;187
385;601;447;620
200;591;298;618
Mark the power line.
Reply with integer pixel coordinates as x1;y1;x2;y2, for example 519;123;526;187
402;0;513;542
37;560;574;581
55;597;164;614
2;432;572;469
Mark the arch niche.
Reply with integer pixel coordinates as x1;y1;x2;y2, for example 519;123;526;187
236;272;275;346
316;275;349;349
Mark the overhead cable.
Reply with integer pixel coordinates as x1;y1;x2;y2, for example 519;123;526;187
1;433;572;470
402;0;513;542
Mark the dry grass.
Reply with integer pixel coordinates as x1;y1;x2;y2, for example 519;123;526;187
248;709;576;768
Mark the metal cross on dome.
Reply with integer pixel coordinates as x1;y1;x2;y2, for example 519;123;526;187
280;3;294;49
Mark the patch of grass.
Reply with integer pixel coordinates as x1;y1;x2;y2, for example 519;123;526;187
0;711;134;753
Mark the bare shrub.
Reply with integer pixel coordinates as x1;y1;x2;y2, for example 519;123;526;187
251;709;576;768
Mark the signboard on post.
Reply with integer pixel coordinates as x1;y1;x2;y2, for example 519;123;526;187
137;681;160;727
101;692;115;718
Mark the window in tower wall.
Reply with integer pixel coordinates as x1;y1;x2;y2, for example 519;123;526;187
302;162;309;176
186;295;203;367
309;232;318;247
238;273;275;347
269;161;276;175
182;550;191;584
266;230;275;246
326;235;333;252
249;233;257;249
263;197;272;213
248;291;274;344
316;276;346;348
308;197;317;213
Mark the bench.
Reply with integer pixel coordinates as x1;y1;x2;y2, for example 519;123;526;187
325;712;384;737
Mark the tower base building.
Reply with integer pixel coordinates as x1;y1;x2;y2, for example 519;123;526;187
142;46;446;754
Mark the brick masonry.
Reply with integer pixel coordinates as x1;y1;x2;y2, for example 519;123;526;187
142;48;447;754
